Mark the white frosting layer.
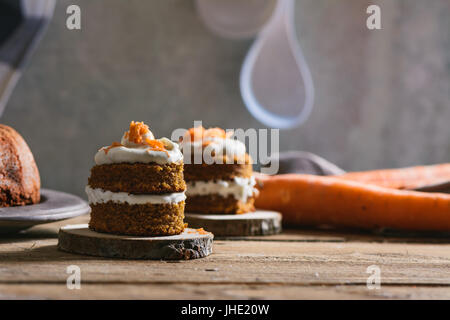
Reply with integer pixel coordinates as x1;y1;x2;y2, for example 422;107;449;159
94;137;183;165
85;186;186;205
185;176;257;202
120;131;154;148
180;137;246;164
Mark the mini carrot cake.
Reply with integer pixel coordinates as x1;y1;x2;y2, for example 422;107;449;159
179;126;257;214
86;121;186;236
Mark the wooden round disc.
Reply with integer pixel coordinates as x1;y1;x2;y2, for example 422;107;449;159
185;210;282;237
58;224;213;260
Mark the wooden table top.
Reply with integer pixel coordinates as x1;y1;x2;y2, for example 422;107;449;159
1;214;450;300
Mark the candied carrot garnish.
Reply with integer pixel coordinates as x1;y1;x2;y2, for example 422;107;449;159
181;126;232;142
126;121;150;144
180;126;205;142
145;138;169;155
204;127;227;139
186;228;209;235
196;228;209;235
104;142;122;154
145;138;165;150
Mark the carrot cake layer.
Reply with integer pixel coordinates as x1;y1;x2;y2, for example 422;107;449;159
89;202;185;236
180;126;258;215
86;121;186;236
184;157;253;181
88;163;185;194
185;194;255;215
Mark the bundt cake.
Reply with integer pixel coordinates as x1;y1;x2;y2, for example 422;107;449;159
0;124;40;207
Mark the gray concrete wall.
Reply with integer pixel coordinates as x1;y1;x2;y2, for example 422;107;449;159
2;0;449;197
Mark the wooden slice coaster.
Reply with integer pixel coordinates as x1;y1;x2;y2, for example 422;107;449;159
185;210;282;237
58;224;213;260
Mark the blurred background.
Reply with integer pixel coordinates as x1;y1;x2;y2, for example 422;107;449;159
1;0;449;197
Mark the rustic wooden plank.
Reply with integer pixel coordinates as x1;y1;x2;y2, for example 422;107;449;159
1;214;450;304
1;236;450;285
19;215;450;244
0;283;449;300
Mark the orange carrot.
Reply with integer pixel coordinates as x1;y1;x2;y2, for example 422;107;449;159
335;163;450;190
255;174;450;231
104;142;122;154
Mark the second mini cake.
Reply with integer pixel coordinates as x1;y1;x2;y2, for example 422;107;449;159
180;126;257;214
86;121;186;236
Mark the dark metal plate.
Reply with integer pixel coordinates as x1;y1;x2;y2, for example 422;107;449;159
0;188;90;234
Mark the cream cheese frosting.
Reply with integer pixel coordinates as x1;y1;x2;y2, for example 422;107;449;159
94;123;183;165
95;138;183;165
185;176;257;202
180;137;246;164
181;137;246;156
85;186;186;205
179;126;248;164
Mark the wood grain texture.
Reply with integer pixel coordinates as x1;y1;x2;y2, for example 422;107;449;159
58;224;213;260
185;210;282;237
0;215;449;299
1;284;450;300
